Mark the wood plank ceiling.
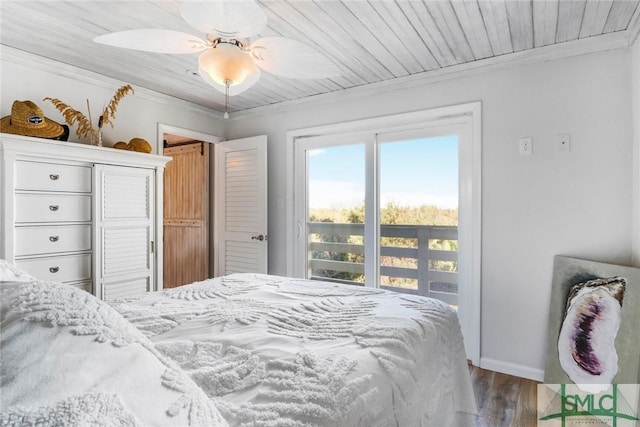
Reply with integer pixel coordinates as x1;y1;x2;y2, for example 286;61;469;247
1;1;639;115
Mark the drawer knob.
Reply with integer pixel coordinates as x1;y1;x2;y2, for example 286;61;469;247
49;266;60;273
49;235;59;242
49;174;60;181
49;205;59;211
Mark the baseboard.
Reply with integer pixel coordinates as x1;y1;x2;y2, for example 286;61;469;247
480;357;545;382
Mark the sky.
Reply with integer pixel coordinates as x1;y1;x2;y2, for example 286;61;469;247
308;134;459;209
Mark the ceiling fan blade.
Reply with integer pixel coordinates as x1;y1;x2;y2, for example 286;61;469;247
181;0;266;39
250;37;341;79
94;29;207;54
199;66;261;96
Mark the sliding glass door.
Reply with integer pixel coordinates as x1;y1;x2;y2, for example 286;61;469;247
377;131;459;305
291;105;481;363
295;125;461;308
306;142;366;284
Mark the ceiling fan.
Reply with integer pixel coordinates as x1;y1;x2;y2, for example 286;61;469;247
95;0;341;117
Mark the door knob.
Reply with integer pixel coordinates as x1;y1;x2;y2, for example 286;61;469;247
251;234;265;241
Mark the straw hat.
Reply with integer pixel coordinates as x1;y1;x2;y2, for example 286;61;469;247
113;138;152;153
128;137;152;153
1;100;64;138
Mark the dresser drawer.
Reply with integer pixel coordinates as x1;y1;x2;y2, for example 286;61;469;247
103;277;149;302
15;225;91;256
16;161;91;193
16;254;92;283
15;194;91;223
69;281;93;294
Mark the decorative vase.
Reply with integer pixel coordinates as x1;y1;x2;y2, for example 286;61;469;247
92;131;103;147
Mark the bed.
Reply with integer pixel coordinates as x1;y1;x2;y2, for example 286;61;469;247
0;260;477;426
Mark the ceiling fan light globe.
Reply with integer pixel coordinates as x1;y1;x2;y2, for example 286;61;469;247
198;45;257;86
198;64;261;97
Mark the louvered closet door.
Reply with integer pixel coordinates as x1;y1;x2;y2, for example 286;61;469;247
216;135;268;275
94;164;155;301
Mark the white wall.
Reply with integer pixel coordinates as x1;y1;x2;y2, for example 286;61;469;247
0;49;226;152
632;38;640;267
227;49;634;380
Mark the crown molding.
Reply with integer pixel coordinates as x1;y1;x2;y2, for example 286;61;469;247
0;45;224;120
229;30;631;121
628;2;640;46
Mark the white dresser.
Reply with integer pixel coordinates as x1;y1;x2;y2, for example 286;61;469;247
0;134;171;300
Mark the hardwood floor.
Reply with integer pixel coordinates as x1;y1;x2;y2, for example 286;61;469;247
469;365;540;427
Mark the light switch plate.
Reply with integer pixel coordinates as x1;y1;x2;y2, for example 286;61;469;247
558;134;571;152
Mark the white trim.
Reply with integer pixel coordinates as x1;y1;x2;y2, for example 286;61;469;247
480;357;545;382
364;136;379;288
632;41;640;267
286;102;482;364
286;103;481;142
468;102;482;366
1;45;224;120
627;2;640;46
0;134;171;168
155;163;165;291
157;123;223;147
0;148;17;262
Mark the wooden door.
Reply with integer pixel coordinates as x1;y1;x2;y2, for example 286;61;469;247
215;135;268;275
163;142;209;288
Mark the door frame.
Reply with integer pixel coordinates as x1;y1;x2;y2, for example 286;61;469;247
285;102;482;365
157;123;222;278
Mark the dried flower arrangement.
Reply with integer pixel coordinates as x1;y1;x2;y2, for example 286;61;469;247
44;84;134;146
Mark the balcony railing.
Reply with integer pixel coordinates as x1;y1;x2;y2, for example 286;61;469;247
307;222;458;305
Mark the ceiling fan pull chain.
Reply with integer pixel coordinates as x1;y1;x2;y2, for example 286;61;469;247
224;79;231;119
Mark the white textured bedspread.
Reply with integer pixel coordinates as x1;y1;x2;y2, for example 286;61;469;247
111;273;477;426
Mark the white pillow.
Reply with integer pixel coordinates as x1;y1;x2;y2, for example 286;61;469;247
0;279;228;426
